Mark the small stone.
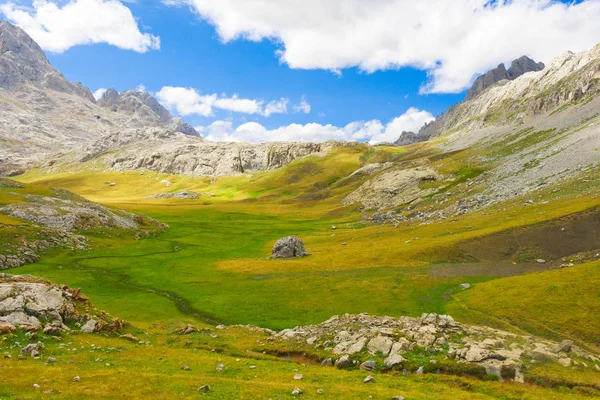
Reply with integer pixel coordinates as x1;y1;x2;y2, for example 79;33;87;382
363;375;375;383
80;319;97;333
181;365;190;370
558;358;571;367
292;387;302;395
317;389;324;394
536;259;546;264
416;366;424;375
321;358;333;367
33;384;40;389
360;360;378;371
554;340;573;353
460;283;471;290
335;355;352;369
249;365;256;369
198;384;210;392
73;376;80;382
293;374;303;380
392;397;405;400
48;357;56;363
216;363;224;371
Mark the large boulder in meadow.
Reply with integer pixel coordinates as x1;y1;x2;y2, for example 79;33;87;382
271;236;308;259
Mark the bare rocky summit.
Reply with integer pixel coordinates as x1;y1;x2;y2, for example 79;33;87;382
0;19;337;178
465;55;545;101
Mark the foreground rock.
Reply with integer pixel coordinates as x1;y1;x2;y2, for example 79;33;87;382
0;274;124;335
274;313;599;381
271;236;308;259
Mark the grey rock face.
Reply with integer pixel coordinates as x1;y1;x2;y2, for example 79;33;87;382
166;117;200;137
393;131;428;146
271;236;308;259
96;88;199;136
466;56;544;101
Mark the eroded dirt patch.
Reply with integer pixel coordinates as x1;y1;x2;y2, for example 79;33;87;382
458;207;600;263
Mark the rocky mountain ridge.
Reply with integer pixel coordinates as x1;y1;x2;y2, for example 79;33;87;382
465;56;545;101
396;45;600;146
0;19;334;178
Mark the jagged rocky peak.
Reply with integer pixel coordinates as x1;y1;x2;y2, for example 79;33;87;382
0;19;95;97
394;131;422;146
0;19;51;88
97;88;199;136
466;55;545;101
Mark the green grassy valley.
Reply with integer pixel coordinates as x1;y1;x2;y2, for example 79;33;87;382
2;141;600;399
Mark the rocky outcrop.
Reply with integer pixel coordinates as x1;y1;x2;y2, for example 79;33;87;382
97;88;199;136
86;138;341;177
0;192;165;231
0;179;167;270
273;313;600;379
149;190;200;200
0;230;88;271
271;236;308;259
466;56;545;101
0;274;124;336
342;166;442;210
393;131;428;146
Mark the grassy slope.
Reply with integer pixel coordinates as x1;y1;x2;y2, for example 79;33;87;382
448;260;600;351
3;143;600;398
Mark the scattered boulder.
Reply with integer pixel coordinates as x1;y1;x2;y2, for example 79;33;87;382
174;324;196;335
367;335;393;355
555;340;573;353
335;355;352;369
321;358;333;367
271;236;308;259
360;360;377;371
198;385;210;392
80;319;96;333
363;375;375;383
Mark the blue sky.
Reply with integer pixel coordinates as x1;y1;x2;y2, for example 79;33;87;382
2;0;600;142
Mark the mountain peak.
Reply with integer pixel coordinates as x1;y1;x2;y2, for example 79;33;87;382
465;55;545;101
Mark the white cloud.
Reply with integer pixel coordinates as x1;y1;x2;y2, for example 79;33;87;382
171;0;600;93
156;86;292;117
0;0;160;53
198;107;433;144
263;98;288;117
293;96;311;114
92;87;107;100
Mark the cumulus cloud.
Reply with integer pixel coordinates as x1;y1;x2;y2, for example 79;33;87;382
293;96;311;114
198;107;434;144
92;88;107;100
170;0;600;93
156;86;295;117
0;0;160;53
